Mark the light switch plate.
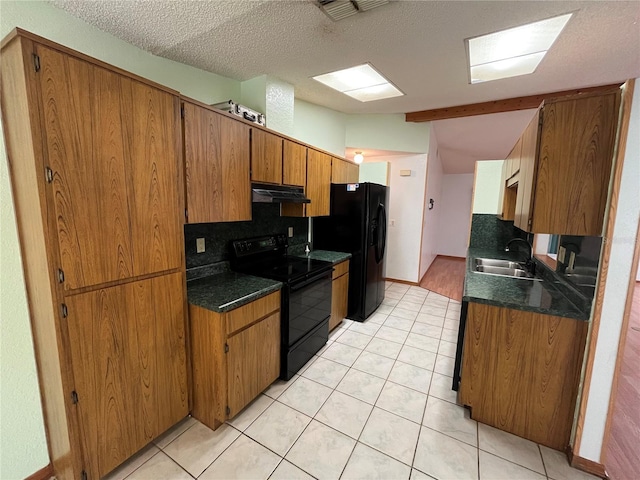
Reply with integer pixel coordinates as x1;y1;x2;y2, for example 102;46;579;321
196;238;205;253
288;227;294;238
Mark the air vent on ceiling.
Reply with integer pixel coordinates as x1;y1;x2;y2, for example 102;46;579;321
317;0;390;21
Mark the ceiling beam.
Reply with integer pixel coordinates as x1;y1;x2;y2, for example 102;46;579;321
405;83;623;122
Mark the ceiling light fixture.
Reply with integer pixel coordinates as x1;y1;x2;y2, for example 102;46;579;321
354;152;364;164
312;63;404;102
466;13;573;84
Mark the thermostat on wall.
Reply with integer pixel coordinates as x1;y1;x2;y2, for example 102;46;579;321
400;169;411;176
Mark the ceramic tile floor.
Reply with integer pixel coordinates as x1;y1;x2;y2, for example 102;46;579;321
105;282;600;480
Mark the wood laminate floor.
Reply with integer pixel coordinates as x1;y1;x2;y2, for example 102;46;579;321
419;256;466;302
605;282;640;480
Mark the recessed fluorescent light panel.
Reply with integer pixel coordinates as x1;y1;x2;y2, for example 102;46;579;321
467;13;573;84
312;63;404;102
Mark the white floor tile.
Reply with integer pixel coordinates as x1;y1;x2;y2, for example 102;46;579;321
341;443;412;480
480;450;546;480
375;304;394;315
352;350;396;378
103;444;160;480
478;423;546;474
408;286;429;296
298;355;318;374
383;315;415;331
434;354;455;377
154;417;197;449
278;376;333;417
389;307;419;321
415;312;445;327
315;390;373;439
286;420;356;480
385;290;405;300
245;401;311;456
321;342;362;367
414;427;478;480
419;305;447;317
126;451;191;480
388;362;433;393
411;323;442;339
422;396;477;446
376;381;428;423
397;345;437;371
428;372;459;404
360;407;421;465
445;308;462;320
301;357;350;388
444;318;460;331
365;338;403;359
264;376;296;399
374;325;408;344
540;445;601;480
388;284;410;293
404;332;440;354
410;468;436;479
423;296;449;308
336;330;373;349
228;394;274;431
336;369;386;404
269;460;315;480
396;300;423;312
437;339;457;358
381;298;400;307
348;321;382;336
200;434;280;480
403;293;427;304
367;312;389;324
440;328;459;343
163;421;240;477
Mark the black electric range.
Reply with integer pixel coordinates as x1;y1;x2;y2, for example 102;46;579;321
230;234;333;379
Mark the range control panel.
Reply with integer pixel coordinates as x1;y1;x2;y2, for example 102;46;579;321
231;234;288;258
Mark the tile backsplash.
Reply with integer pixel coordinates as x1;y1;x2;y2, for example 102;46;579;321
468;214;529;250
184;203;308;269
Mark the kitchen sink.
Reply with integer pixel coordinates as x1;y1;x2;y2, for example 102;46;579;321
475;258;524;269
474;261;542;281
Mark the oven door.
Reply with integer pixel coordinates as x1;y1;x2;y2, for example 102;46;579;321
288;270;332;347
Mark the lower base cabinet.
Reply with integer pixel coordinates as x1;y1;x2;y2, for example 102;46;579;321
330;260;350;331
459;302;587;450
190;291;281;429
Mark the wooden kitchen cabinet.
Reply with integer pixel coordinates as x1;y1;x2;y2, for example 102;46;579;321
459;302;587;450
512;91;620;235
331;157;359;184
498;139;522;221
183;100;251;223
190;291;281;430
66;273;188;479
1;30;189;480
251;128;283;184
283;139;307;187
330;260;350;331
306;149;333;217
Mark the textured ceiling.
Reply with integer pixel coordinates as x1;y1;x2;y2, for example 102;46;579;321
48;0;640;172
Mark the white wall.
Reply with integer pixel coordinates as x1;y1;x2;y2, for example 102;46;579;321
472;160;504;214
293;99;347;156
383;155;428;283
436;174;474;258
578;80;640;462
419;127;444;279
359;162;389;185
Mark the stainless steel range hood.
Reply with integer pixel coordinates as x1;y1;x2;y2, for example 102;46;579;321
252;183;311;204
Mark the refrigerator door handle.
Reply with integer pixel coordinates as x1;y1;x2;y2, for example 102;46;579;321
375;204;387;263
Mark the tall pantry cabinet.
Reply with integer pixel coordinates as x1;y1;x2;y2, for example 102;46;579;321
1;30;189;480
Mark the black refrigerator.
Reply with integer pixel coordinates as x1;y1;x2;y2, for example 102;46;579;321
314;182;388;322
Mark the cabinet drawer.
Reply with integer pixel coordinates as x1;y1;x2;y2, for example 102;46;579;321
332;260;349;279
226;291;280;335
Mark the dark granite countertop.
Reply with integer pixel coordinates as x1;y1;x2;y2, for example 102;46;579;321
187;272;282;313
295;250;352;264
464;248;590;321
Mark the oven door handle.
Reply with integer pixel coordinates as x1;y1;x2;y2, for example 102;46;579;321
290;269;333;292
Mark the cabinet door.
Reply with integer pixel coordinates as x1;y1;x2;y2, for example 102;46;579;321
330;273;349;331
306;150;332;217
345;162;360;183
38;45;182;289
65;272;188;479
251;129;283;184
331;157;348;184
283;140;306;187
184;102;251;223
514;111;541;230
227;312;280;417
531;94;619;235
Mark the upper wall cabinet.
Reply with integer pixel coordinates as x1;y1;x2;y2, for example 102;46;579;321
283;140;307;187
183;100;251;224
514;91;620;235
251;128;283;184
331;157;359;184
306;150;332;217
38;45;183;290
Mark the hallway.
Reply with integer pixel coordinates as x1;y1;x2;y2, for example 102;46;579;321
419;256;466;302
